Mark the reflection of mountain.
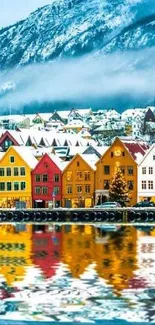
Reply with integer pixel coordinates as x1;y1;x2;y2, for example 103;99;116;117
32;225;62;278
62;225;96;278
0;225;32;286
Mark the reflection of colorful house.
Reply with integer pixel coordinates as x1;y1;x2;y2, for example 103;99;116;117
0;224;32;286
95;226;137;293
32;225;62;278
62;225;95;278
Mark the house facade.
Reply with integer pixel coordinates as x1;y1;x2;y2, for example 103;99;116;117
138;144;155;202
0;146;37;208
62;153;97;208
32;153;63;208
95;138;138;206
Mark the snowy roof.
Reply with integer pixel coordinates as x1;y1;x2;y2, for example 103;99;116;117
123;141;148;162
121;108;147;119
93;146;109;155
69;146;88;156
80;153;99;170
48;153;65;171
0;115;30;123
64;120;90;128
138;144;155;166
11;146;38;169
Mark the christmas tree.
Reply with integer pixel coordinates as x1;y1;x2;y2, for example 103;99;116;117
109;168;130;206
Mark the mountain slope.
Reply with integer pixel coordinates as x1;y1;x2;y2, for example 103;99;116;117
0;0;153;69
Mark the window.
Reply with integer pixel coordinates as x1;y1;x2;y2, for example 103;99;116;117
76;171;82;180
0;168;4;176
54;174;60;182
66;185;72;194
42;187;48;194
10;156;14;163
4;140;12;149
42;174;48;182
20;167;25;176
111;152;113;157
35;187;41;194
142;167;146;174
35;174;41;182
21;182;26;190
148;181;153;190
120;166;125;175
127;166;134;175
14;167;19;176
14;182;19;191
7;182;12;191
142;181;147;189
84;171;90;181
6;168;11;176
66;171;72;181
149;167;153;174
53;186;59;194
128;181;134;190
104;165;110;175
122;152;125;157
104;180;110;190
85;185;90;193
77;185;82;193
0;182;5;191
77;161;80;167
153;155;155;160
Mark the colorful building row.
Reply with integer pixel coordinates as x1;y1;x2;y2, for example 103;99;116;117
0;138;149;208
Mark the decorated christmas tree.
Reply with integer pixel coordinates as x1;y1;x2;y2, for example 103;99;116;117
109;168;130;206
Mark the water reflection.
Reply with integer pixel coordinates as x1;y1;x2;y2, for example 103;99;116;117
0;223;154;323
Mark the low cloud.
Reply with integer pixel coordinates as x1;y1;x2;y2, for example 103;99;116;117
0;48;155;110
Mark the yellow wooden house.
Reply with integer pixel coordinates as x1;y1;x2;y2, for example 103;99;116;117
62;153;98;208
95;137;138;206
0;146;38;208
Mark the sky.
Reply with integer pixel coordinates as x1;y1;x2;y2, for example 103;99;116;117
0;0;53;28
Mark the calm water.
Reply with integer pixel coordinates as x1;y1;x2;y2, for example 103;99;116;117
0;223;155;324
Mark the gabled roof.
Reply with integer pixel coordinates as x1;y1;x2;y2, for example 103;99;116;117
138;144;154;166
123;141;149;163
9;146;38;169
0;130;21;146
62;153;97;173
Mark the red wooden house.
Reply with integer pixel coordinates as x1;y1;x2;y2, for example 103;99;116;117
32;225;62;279
32;153;63;208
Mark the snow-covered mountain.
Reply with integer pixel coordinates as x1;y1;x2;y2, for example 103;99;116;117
0;0;154;111
0;0;154;69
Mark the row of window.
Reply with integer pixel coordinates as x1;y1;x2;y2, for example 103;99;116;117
0;167;25;177
66;185;91;194
142;167;153;175
66;167;134;180
35;186;60;195
142;181;154;190
35;174;60;182
66;171;91;181
103;180;134;190
103;166;134;176
0;182;26;191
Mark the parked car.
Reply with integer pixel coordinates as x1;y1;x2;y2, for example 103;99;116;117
133;201;155;208
94;202;121;208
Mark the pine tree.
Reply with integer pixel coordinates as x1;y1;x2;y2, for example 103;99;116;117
109;168;130;207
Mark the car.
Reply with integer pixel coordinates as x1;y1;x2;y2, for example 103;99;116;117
94;201;121;208
133;201;155;208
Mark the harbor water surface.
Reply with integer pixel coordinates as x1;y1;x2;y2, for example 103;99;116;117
0;223;155;324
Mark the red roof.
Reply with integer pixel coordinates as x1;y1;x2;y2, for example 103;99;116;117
123;141;149;162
